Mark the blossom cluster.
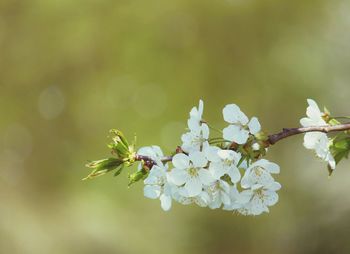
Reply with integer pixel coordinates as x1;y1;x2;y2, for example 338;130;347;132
140;100;281;215
85;97;349;216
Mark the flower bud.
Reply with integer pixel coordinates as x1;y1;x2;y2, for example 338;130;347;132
128;168;148;186
83;157;124;180
108;129;136;164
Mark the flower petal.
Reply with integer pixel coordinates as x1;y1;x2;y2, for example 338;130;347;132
198;168;215;185
201;124;210;139
223;125;249;144
223;104;249;125
227;166;241;183
303;132;324;149
264;190;279;206
184;177;202;197
248;117;261;135
189;151;208;168
205;146;221;162
144;185;161;199
172;153;190;169
167;168;187;186
160;194;172;211
209;162;226;179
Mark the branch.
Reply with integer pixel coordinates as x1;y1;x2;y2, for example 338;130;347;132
135;123;350;167
135;154;172;168
267;122;350;145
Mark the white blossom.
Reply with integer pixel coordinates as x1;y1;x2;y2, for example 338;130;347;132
241;159;280;188
137;145;164;167
206;146;241;183
167;152;215;197
143;164;175;211
173;190;211;207
300;99;336;169
223;104;261;144
205;180;232;209
222;185;242;211
236;182;281;216
181;100;210;153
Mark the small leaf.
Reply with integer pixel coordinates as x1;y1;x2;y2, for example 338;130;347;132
114;166;124;177
329;134;350;167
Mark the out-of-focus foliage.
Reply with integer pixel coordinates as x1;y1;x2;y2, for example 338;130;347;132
1;0;350;253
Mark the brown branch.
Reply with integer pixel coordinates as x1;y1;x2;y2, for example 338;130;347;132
135;123;350;167
267;123;350;145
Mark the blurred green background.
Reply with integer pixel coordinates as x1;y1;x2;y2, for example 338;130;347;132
1;0;350;253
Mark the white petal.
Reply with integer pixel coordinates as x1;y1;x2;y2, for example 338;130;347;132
144;175;158;185
328;155;336;170
224;150;241;164
217;149;231;160
223;104;240;123
237;190;253;204
240;170;251;188
184;177;202;197
250;196;267;215
209;196;222;210
151;146;164;158
198;100;204;116
188;118;200;131
300;117;316;127
223;125;249;144
306;99;323;119
253;159;280;174
160;194;172;211
167;168;187;186
198;169;215;185
248;117;261;135
267;181;282;191
223;104;249;124
221;192;231;206
196;191;211;207
220;180;231;193
189;151;208;168
227;166;241;183
266;162;280;174
264;191;279;206
303;132;324;149
144;185;161;199
204;146;221;162
201;124;210;139
209;162;226;179
172;153;190;169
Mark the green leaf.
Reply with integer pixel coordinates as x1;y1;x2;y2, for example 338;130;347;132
114;166;124;177
329;134;350;167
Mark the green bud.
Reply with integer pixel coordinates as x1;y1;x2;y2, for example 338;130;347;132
255;131;268;142
128;168;148;186
83;158;124;180
328;118;341;126
108;129;136;164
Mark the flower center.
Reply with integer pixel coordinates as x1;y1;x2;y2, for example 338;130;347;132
188;167;199;177
253;188;266;200
223;158;233;167
192;135;206;145
253;166;264;176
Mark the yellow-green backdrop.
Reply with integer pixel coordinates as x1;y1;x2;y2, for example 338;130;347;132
1;0;350;253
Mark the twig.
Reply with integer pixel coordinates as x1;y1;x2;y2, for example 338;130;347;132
267;122;350;145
